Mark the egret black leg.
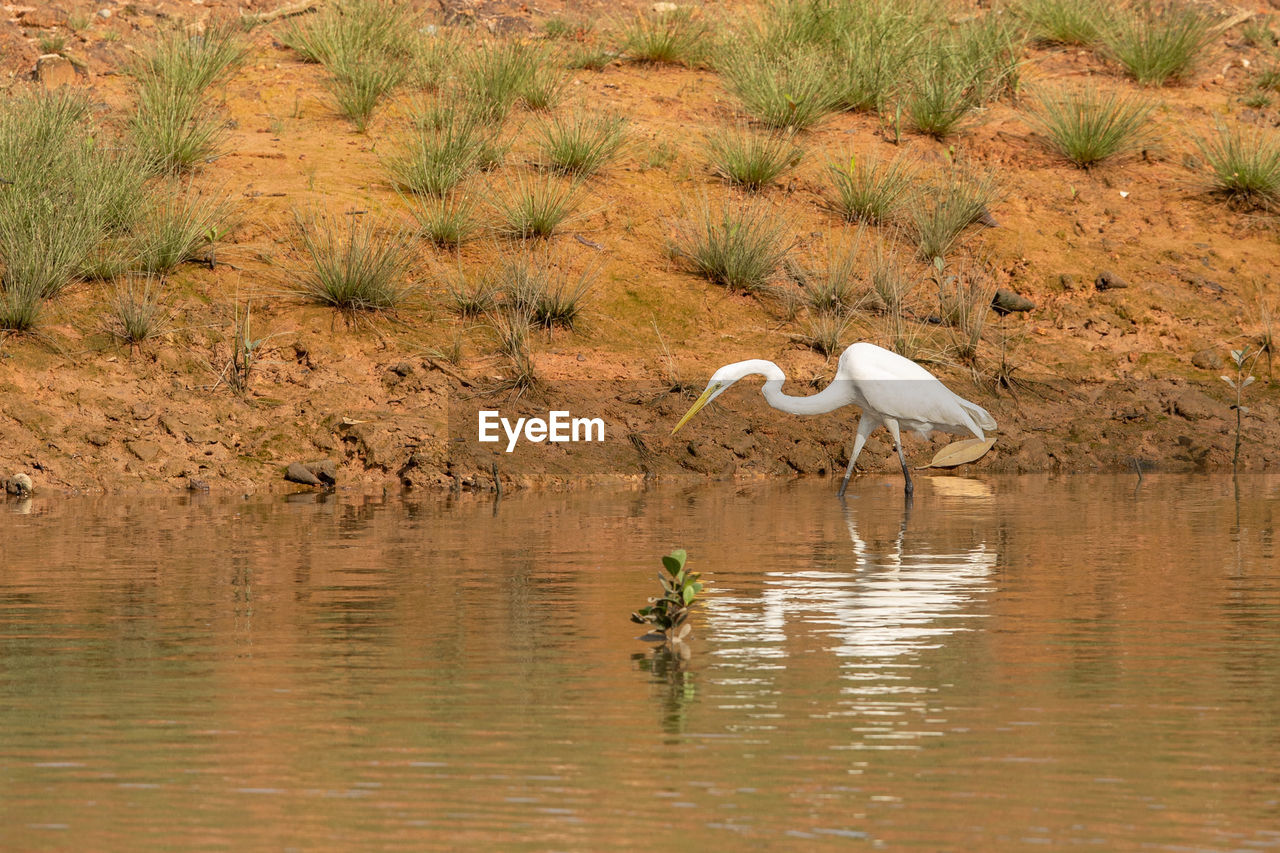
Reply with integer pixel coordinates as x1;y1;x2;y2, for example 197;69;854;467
886;419;913;498
897;443;914;497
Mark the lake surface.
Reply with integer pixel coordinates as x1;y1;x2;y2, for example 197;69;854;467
2;474;1279;850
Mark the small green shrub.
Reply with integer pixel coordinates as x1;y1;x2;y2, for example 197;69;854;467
801;311;852;357
290;212;415;311
38;32;67;54
704;125;801;192
1026;86;1153;167
134;185;232;273
631;549;703;656
1195;124;1280;207
0;280;43;332
1101;1;1219;86
463;41;557;121
536;111;627;177
670;198;791;293
386;107;491;196
826;151;914;223
792;241;865;316
448;273;500;318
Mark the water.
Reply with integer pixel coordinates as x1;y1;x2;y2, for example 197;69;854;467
2;475;1278;850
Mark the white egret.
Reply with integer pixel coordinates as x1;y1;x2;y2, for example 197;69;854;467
671;342;996;497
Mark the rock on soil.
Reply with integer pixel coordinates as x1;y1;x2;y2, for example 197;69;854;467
1191;348;1224;371
1095;270;1129;291
992;288;1035;315
36;54;77;88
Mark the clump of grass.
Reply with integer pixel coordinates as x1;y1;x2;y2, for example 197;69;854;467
131;74;228;174
490;306;539;391
1195;124;1280;208
386;106;493;196
106;275;169;345
290;212;415;311
904;19;1023;138
535;111;627;177
623;8;712;65
718;45;841;130
794;240;866;316
669;199;791;293
133;19;248;94
519;57;567;111
38;31;67;54
934;260;994;363
869;245;917;315
1101;1;1220;86
495;254;593;330
0;91;149;296
1019;0;1105;46
409;29;461;90
407;193;477;248
0;280;43;332
704;125;801;192
280;0;408;66
1241;16;1277;48
566;44;612;71
325;58;404;132
826;150;914;223
463;41;562;121
1258;65;1280;92
490;172;584;239
801;311;852;358
912;168;1001;261
449;273;500;318
133;185;232;273
1026;86;1153;167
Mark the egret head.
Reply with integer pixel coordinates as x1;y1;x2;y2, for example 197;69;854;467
671;367;740;434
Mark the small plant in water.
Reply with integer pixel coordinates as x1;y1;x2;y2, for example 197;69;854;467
631;549;704;659
1221;345;1256;473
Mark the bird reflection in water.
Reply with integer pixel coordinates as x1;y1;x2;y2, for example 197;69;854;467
691;483;998;749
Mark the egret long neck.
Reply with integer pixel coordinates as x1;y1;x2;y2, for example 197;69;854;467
742;361;850;416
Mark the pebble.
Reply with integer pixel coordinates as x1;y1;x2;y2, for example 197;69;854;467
285;461;322;486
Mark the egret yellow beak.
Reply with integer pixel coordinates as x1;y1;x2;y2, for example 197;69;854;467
672;385;719;435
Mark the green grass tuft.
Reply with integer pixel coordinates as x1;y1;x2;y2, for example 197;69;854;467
912;167;1001;262
407;193;478;248
1019;0;1105;46
704;125;801;192
490;172;585;240
535;111;627;177
1101;1;1219;86
1195;124;1280;207
623;8;713;65
670;198;791;293
826;150;914;223
718;45;841;130
1026;86;1153;167
290;212;416;311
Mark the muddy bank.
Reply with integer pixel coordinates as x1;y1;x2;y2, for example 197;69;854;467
1;0;1278;495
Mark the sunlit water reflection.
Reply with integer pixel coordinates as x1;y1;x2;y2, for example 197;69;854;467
2;474;1279;850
